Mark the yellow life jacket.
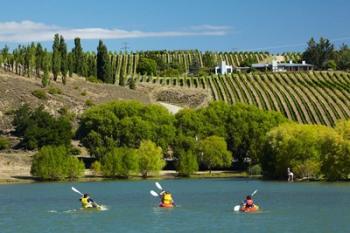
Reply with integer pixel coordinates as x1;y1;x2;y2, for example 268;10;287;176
163;193;173;205
81;197;90;208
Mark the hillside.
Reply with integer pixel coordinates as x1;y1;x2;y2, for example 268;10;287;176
0;70;210;132
134;71;350;126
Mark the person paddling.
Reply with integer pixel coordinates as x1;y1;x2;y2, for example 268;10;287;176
160;191;175;207
80;193;98;208
243;195;254;208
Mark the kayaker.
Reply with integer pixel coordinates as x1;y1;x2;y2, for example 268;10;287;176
243;195;254;208
160;191;175;206
80;193;97;208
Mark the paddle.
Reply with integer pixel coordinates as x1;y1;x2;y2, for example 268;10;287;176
234;189;258;212
155;182;163;191
150;190;159;197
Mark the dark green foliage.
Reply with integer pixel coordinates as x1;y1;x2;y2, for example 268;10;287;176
32;89;47;100
41;50;50;87
85;99;94;107
31;145;84;180
35;43;44;77
240;57;258;67
129;77;136;89
336;44;350;70
0;137;10;150
59;36;68;84
86;76;102;83
202;51;216;68
96;40;112;83
52;34;61;81
13;105;72;150
189;57;201;75
136;57;157;75
77;101;175;158
72;37;84;75
101;147;139;178
302;37;335;69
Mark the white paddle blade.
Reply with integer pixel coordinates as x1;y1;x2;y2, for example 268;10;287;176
155;182;163;190
251;189;258;197
150;190;159;197
234;205;241;212
71;187;83;196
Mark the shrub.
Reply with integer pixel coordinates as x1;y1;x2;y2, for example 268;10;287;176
249;164;262;176
91;161;102;175
176;150;198;177
137;140;165;178
101;147;139;178
86;76;102;83
85;99;95;107
31;146;84;180
32;89;47;100
48;86;62;95
0;136;10;150
81;90;87;96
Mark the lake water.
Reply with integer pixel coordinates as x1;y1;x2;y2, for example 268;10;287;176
1;178;349;233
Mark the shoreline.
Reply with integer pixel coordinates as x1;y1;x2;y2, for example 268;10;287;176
0;170;252;185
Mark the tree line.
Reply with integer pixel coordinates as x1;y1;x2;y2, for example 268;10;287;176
1;35;349;88
10;100;350;181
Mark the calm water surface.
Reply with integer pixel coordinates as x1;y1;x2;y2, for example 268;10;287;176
0;178;349;233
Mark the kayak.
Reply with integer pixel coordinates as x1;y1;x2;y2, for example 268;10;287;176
239;204;260;213
83;203;102;210
159;203;174;208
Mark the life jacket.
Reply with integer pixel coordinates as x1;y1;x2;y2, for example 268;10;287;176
246;199;254;207
162;193;173;205
81;197;90;208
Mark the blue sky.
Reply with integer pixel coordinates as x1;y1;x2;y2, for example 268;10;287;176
0;0;350;53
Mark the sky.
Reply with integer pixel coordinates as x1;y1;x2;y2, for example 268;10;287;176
0;0;350;53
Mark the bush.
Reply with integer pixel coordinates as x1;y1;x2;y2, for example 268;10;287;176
81;90;87;96
249;164;262;176
137;140;165;178
136;58;157;75
31;146;84;180
32;89;47;100
0;136;10;150
101;147;139;178
176;150;198;177
86;76;102;83
91;161;102;175
85;99;95;107
48;86;62;95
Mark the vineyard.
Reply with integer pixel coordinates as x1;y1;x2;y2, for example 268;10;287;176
134;71;350;127
109;51;301;79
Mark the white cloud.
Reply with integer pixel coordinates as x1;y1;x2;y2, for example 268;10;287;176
0;20;231;42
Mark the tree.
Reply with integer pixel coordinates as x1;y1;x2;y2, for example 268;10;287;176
72;37;84;75
128;76;136;89
198;136;232;173
137;140;165;178
52;34;61;81
13;105;72;150
189;56;201;75
136;57;157;75
35;43;44;77
96;40;112;83
59;35;68;84
41;50;50;87
302;37;335;69
101;147;139;178
31;145;84;180
176;150;198;177
202;51;216;68
336;44;350;70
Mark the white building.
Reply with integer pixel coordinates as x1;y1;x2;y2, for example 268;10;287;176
215;61;233;75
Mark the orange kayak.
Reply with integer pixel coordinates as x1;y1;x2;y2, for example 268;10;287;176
240;204;260;213
159;203;174;208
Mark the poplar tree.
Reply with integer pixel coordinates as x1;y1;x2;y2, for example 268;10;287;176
96;40;112;83
35;43;44;77
59;35;68;84
52;34;61;81
72;37;83;75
